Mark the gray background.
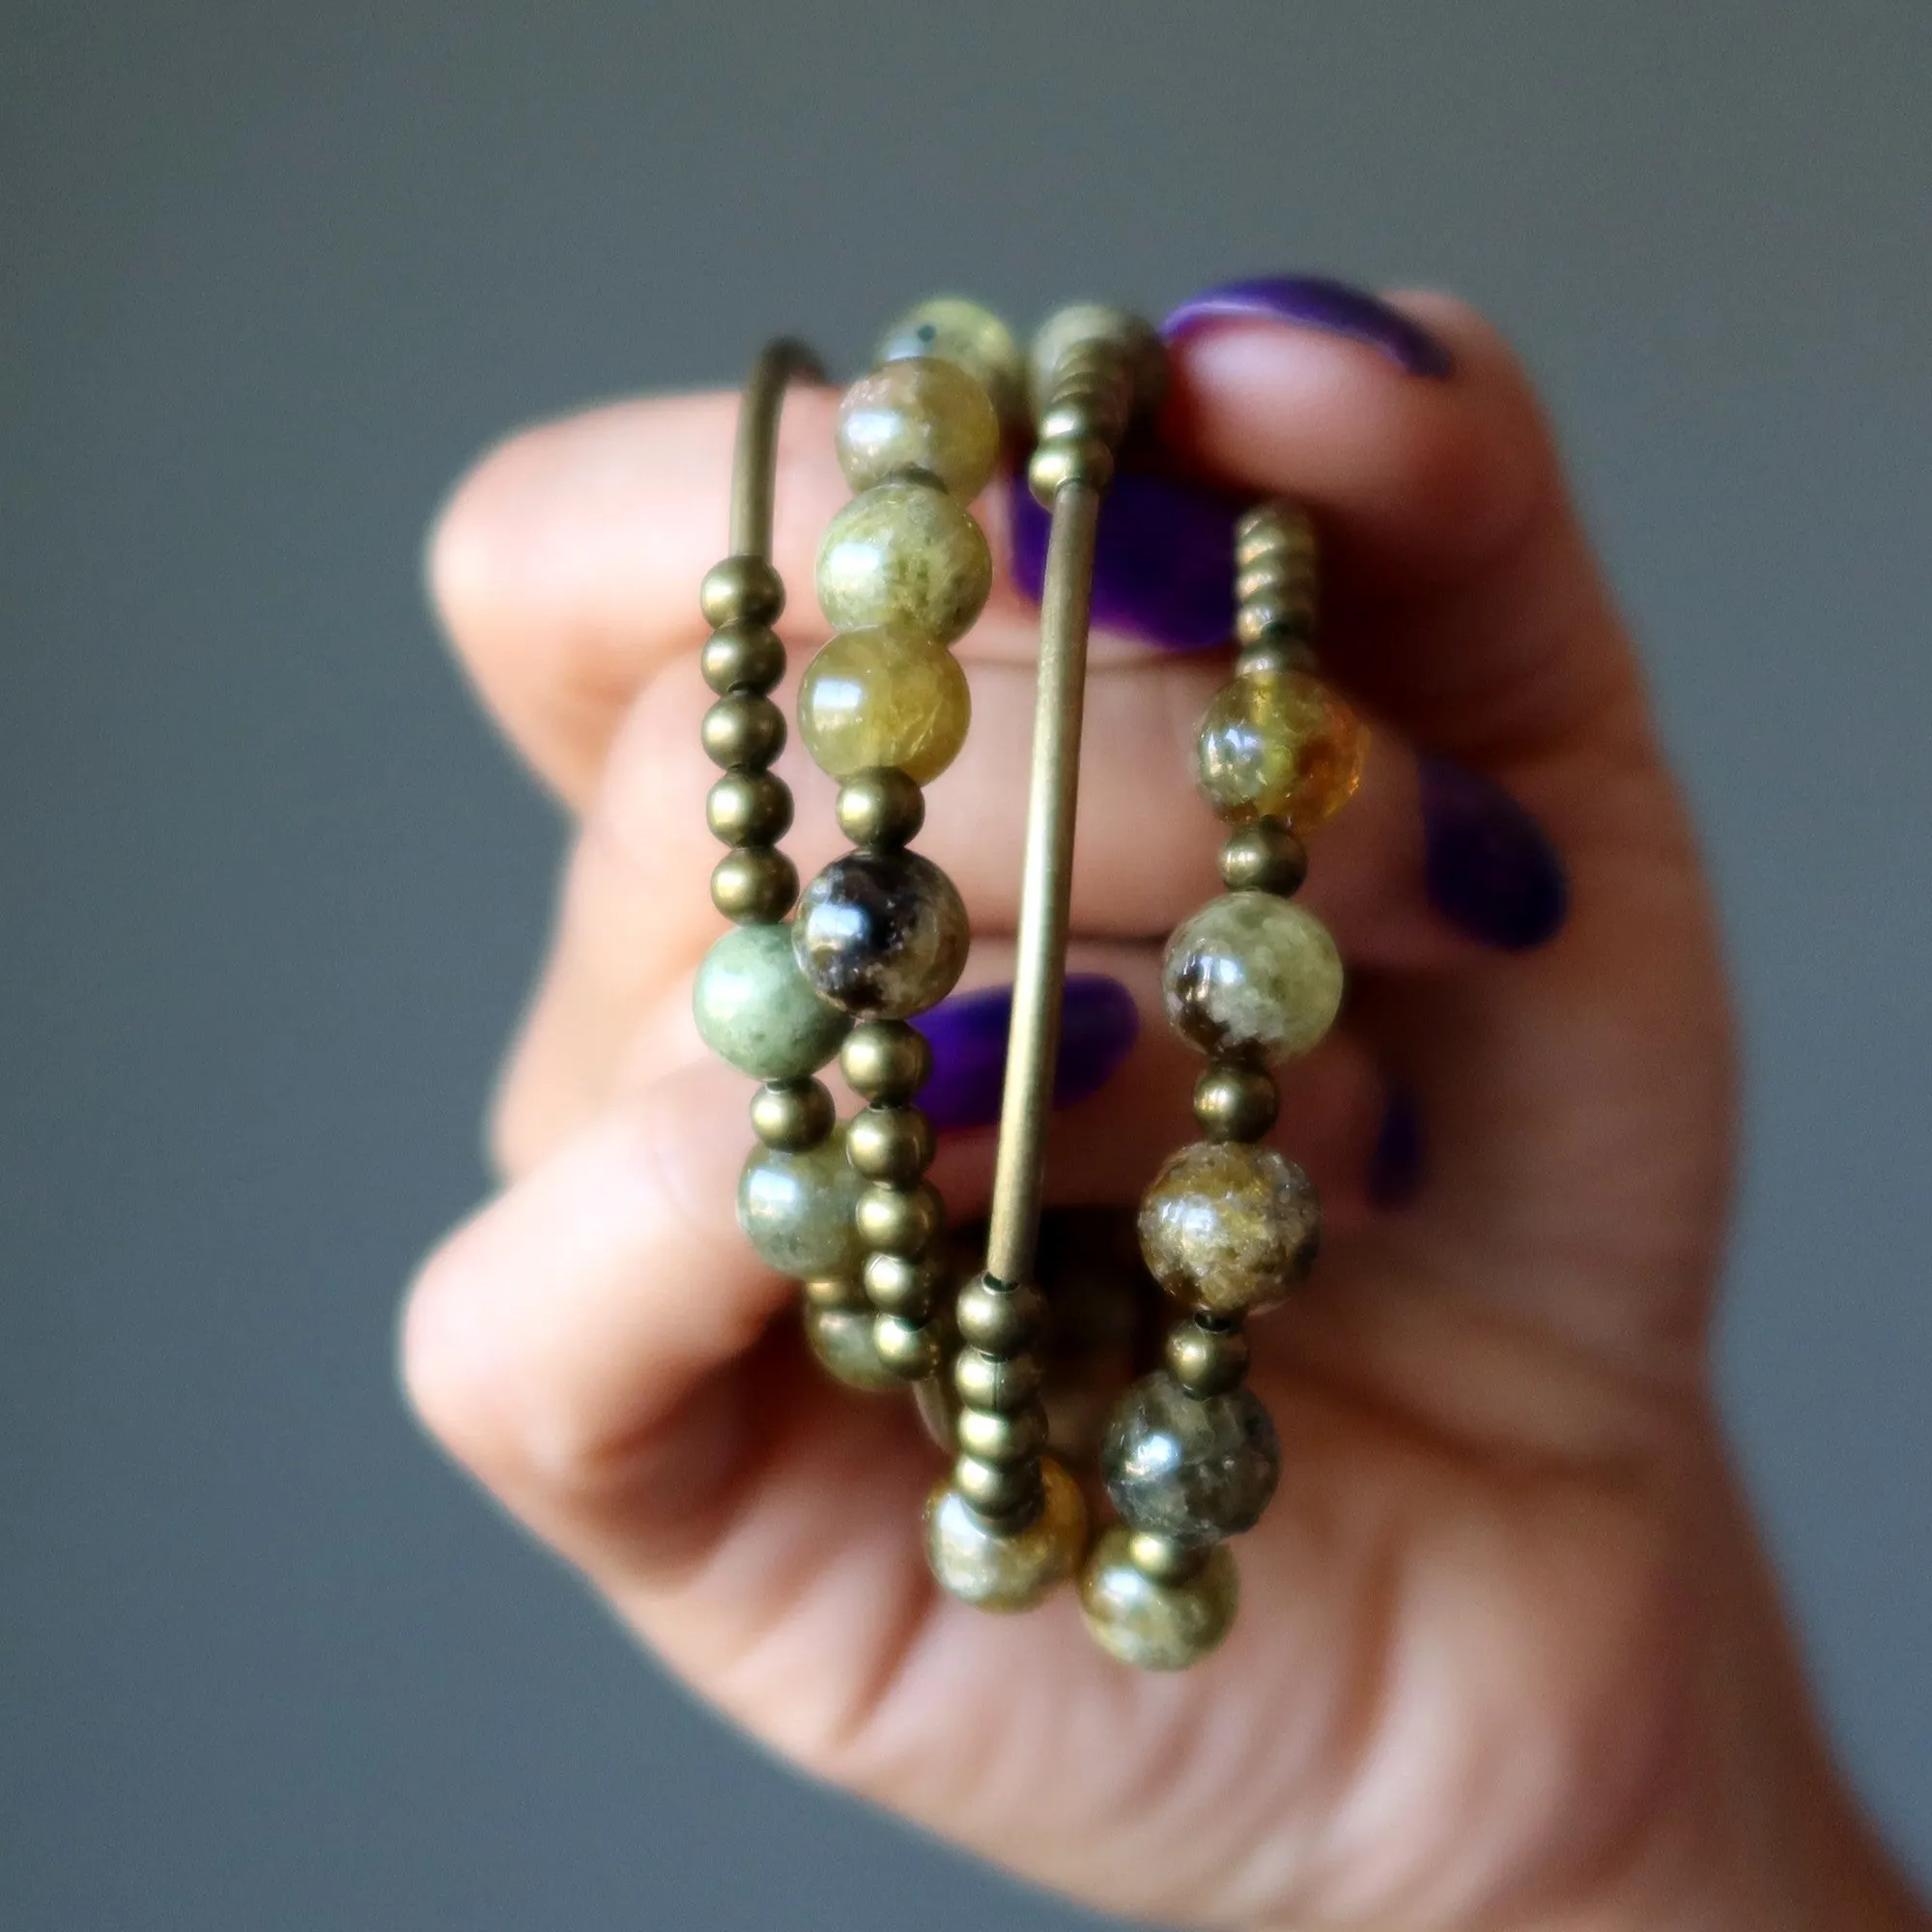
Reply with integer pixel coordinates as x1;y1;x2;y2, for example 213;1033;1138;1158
4;3;1928;1925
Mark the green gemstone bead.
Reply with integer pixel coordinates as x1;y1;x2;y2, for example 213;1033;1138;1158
815;479;992;646
837;356;1002;501
1138;1139;1321;1318
923;1455;1088;1611
1080;1526;1238;1670
1162;892;1343;1062
738;1129;864;1279
804;1306;902;1392
1100;1371;1281;1546
874;297;1025;429
1194;668;1365;831
797;628;972;783
694;923;851;1080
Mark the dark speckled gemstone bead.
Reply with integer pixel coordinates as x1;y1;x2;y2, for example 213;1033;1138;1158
1138;1139;1321;1317
1100;1371;1281;1547
792;850;970;1020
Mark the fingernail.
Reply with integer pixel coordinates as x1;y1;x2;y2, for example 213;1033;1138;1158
1367;1083;1425;1209
913;975;1141;1132
1008;466;1239;652
1163;274;1455;380
1420;756;1568;950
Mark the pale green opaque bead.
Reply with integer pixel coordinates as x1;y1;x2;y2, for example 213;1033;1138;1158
694;923;851;1080
815;479;992;646
874;297;1025;429
797;628;972;783
805;1307;902;1392
837;357;1002;501
1162;892;1344;1062
1080;1526;1238;1670
923;1457;1088;1611
739;1129;864;1279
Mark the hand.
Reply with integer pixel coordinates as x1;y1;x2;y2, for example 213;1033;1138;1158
403;287;1923;1930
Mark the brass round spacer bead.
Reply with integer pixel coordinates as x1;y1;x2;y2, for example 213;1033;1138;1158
953;1346;1044;1412
706;769;793;848
846;1105;935;1184
801;1273;867;1312
952;1452;1043;1523
1219;819;1310;896
873;1313;943;1380
700;621;785;696
699;555;786;628
1193;1062;1280;1143
856;1179;945;1257
1166;1316;1251;1398
750;1076;835;1151
700;692;786;771
1126;1530;1212;1584
954;1400;1049;1465
1028;433;1115;505
954;1273;1046;1355
710;845;798;923
863;1248;946;1320
835;768;926;849
1235;590;1317;647
840;1021;932;1105
1235;637;1318;679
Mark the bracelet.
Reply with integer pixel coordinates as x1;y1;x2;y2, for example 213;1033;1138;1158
696;302;1356;1668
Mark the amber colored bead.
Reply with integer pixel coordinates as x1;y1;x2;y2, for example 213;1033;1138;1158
925;1456;1087;1611
798;628;972;783
1138;1139;1322;1319
815;479;992;646
1080;1526;1238;1670
1194;668;1365;833
837;356;1002;500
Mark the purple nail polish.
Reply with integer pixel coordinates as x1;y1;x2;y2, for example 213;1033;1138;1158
1367;1083;1425;1209
1163;275;1455;380
1419;756;1568;951
914;974;1141;1132
1008;466;1239;653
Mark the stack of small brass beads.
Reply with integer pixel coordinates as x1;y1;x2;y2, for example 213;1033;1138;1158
923;308;1160;1615
789;328;1004;1392
1079;499;1367;1669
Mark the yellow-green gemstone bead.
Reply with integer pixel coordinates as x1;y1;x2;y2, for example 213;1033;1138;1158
875;297;1026;429
1079;1525;1238;1670
738;1128;865;1279
815;479;992;646
1162;893;1343;1062
1194;669;1365;832
1138;1140;1321;1318
837;357;1002;501
805;1306;902;1392
923;1455;1087;1611
797;628;972;784
694;923;851;1080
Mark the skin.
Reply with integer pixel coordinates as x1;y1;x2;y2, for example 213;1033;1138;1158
402;295;1929;1931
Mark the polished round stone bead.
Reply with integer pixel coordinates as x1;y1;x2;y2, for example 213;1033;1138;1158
793;850;970;1019
924;1456;1087;1611
1100;1371;1281;1546
1139;1140;1322;1318
1162;892;1344;1063
815;480;992;646
837;356;1002;501
1194;669;1365;832
694;923;848;1080
738;1130;864;1279
798;628;972;783
1080;1526;1238;1670
875;297;1026;429
805;1306;902;1392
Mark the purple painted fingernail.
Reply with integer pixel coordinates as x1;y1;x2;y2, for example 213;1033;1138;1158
913;975;1141;1132
1008;466;1239;652
1420;756;1568;951
1163;275;1455;380
1367;1083;1425;1209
